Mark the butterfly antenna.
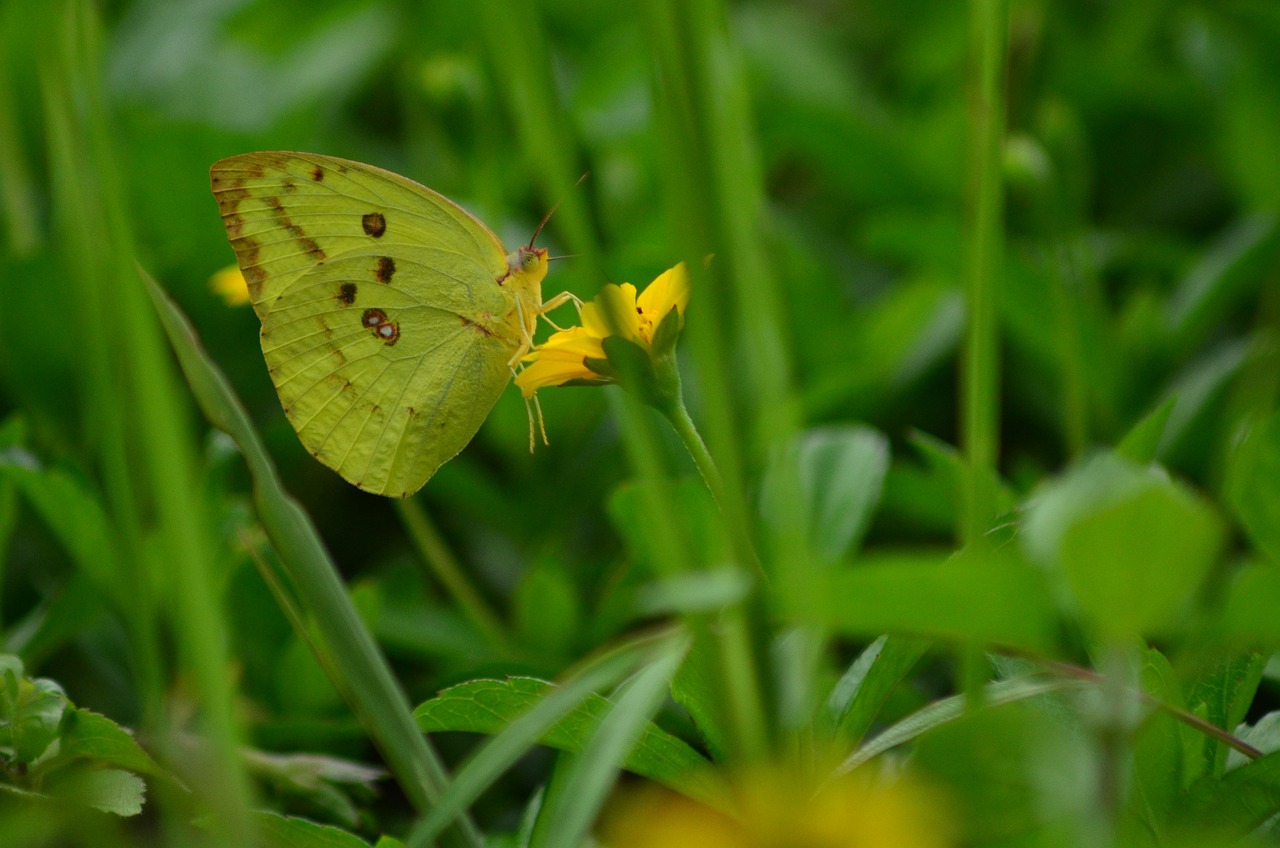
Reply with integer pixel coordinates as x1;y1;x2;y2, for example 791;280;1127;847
528;171;591;249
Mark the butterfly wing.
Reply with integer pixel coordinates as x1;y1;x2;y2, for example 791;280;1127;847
212;152;519;496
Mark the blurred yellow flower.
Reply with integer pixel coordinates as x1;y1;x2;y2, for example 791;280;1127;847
515;263;690;399
210;264;250;306
604;769;954;848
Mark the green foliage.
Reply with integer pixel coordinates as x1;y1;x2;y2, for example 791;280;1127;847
0;655;157;818
2;0;1280;845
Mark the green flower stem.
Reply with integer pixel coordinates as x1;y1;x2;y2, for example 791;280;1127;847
653;380;769;760
663;396;726;508
396;499;510;653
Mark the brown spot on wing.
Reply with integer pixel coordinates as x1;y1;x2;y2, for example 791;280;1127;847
310;165;324;182
362;212;386;238
338;282;357;305
375;256;396;283
267;195;327;261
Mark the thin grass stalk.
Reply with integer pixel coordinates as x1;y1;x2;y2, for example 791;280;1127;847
395;498;510;652
47;2;256;841
960;0;1008;546
642;0;771;760
144;274;483;848
477;0;601;271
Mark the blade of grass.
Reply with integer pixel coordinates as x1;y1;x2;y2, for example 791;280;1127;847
44;2;252;840
531;635;690;847
960;0;1008;545
142;270;481;848
404;630;679;847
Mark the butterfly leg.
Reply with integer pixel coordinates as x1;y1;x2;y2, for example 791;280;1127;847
510;365;549;452
508;297;535;369
538;290;583;332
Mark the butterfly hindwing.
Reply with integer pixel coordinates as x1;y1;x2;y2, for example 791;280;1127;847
212;152;527;496
262;250;514;495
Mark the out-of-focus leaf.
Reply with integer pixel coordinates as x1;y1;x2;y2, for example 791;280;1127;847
253;811;376;848
1218;564;1280;645
1184;651;1266;777
760;425;889;562
836;675;1090;775
0;656;66;764
1167;214;1278;350
825;635;930;745
1181;751;1280;838
1227;411;1280;564
49;767;145;817
1230;711;1280;771
0;456;124;610
1128;649;1195;840
609;478;729;573
1116;397;1177;463
784;546;1058;653
514;560;581;658
670;632;729;762
1023;453;1222;640
51;708;164;779
414;676;722;807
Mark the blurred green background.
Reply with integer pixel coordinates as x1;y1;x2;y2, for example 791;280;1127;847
2;0;1280;844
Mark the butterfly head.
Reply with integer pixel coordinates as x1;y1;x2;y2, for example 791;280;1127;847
508;244;549;283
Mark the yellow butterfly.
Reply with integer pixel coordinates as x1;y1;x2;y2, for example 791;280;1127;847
211;152;573;497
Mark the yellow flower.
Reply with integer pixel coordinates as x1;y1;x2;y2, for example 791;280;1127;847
604;769;954;848
515;262;690;399
210;264;251;306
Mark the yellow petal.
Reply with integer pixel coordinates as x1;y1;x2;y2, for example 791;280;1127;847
514;351;602;398
637;262;690;331
582;283;642;341
524;325;605;359
210;264;251;306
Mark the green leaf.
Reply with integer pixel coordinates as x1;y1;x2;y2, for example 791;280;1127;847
1230;711;1280;771
835;675;1090;774
1226;411;1280;564
1023;454;1223;640
0;659;67;764
1128;649;1194;840
783;546;1058;653
405;637;686;846
413;675;722;808
253;811;376;848
49;766;145;817
1116;397;1176;464
1167;214;1279;351
1181;751;1280;837
670;632;730;762
824;635;930;745
51;708;165;779
1184;651;1266;778
533;639;687;847
760;425;890;562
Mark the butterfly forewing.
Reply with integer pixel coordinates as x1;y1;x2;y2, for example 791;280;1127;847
211;152;527;496
211;152;508;317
